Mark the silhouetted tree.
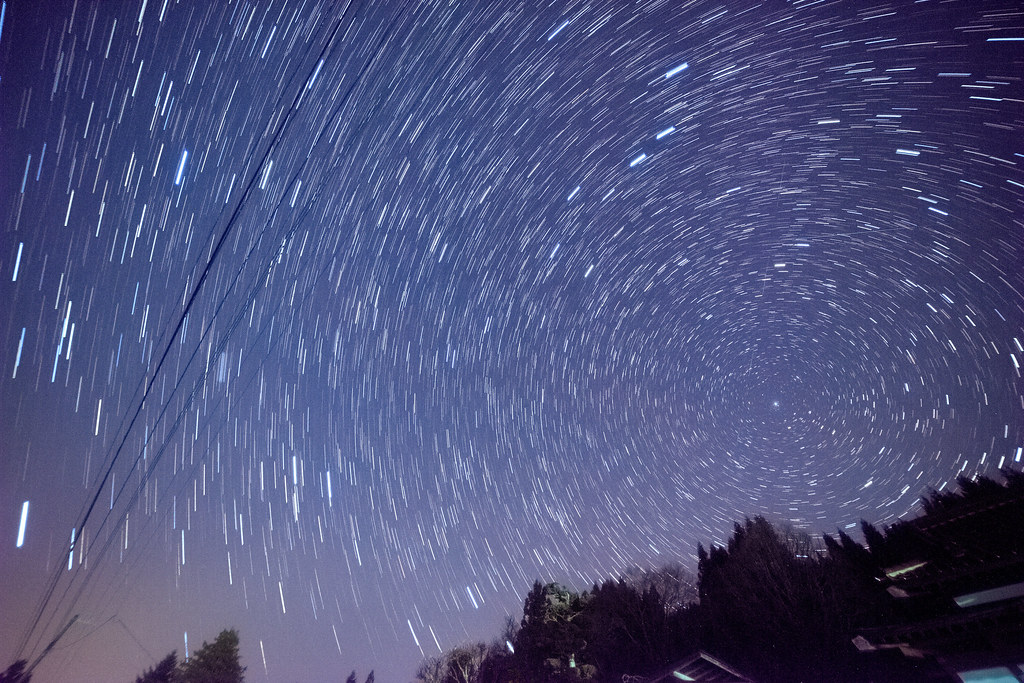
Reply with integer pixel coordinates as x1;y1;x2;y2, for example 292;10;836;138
415;655;445;683
345;672;357;683
697;516;868;682
0;660;30;683
1002;466;1024;491
475;616;517;683
514;582;591;681
442;643;487;683
135;652;177;683
860;519;889;564
418;469;1024;682
177;629;244;683
620;562;697;612
922;471;1023;514
581;578;674;680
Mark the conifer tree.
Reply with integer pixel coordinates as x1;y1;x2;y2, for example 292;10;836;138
135;652;177;683
177;629;244;683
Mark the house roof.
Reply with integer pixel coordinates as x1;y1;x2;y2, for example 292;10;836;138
646;650;753;682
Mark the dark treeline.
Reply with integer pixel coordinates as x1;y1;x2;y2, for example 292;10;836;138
417;468;1024;683
0;629;246;683
3;470;1019;683
134;629;245;683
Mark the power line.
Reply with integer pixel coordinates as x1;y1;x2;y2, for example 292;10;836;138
14;1;378;671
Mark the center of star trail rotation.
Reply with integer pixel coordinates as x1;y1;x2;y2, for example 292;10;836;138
1;0;1021;681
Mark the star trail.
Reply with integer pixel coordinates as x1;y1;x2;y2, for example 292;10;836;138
1;1;1022;680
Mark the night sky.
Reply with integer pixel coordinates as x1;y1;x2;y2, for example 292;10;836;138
1;0;1022;680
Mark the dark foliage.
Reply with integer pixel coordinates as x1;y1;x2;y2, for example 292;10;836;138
177;629;245;683
135;652;177;683
0;660;30;683
418;468;1023;683
513;582;590;681
344;672;374;683
134;629;244;683
920;469;1024;515
697;516;908;682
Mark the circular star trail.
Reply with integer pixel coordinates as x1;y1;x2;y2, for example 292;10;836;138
1;1;1022;680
